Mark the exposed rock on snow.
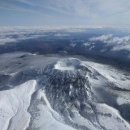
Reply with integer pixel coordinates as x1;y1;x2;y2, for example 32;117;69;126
38;58;130;130
0;55;129;130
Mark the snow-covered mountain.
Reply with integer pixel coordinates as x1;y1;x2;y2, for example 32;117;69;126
0;23;130;130
36;58;130;130
0;53;129;130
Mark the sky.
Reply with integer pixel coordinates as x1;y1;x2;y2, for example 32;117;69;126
0;0;130;27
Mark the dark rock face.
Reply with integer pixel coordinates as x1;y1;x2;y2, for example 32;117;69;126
40;59;94;122
44;58;90;86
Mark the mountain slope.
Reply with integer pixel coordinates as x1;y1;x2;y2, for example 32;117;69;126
0;54;129;130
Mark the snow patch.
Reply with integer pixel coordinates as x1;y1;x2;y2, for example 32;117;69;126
54;60;75;71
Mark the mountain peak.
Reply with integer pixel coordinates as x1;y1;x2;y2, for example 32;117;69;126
42;58;92;114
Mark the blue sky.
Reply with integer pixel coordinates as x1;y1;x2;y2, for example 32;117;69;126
0;0;130;27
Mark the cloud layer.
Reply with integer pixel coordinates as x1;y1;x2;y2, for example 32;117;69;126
89;34;130;51
0;27;130;62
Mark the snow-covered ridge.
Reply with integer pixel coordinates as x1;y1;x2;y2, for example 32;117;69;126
28;89;77;130
84;60;130;90
0;80;36;130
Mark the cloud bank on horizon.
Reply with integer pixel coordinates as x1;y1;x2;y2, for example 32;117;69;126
0;27;130;61
0;0;130;27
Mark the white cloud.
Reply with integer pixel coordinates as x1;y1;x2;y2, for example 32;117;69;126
0;26;84;45
0;27;50;45
90;34;113;42
89;34;130;51
0;37;16;45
